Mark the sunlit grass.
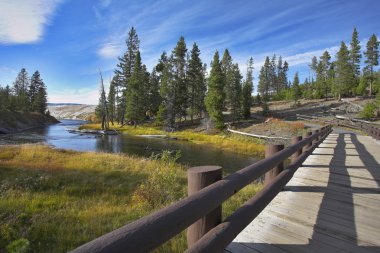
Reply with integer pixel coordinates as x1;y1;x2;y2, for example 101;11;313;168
0;145;263;252
80;123;265;157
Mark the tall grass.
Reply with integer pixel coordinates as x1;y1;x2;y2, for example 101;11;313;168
0;145;263;252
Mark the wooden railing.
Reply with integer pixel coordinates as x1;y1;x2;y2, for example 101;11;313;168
71;125;333;253
336;115;380;140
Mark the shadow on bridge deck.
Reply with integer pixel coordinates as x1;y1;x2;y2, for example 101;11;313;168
227;133;380;253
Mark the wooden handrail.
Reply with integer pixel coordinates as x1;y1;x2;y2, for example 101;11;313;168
71;125;332;253
335;115;380;140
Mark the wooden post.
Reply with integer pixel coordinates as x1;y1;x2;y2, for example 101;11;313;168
312;129;319;144
303;131;312;153
291;136;302;163
187;166;222;248
264;144;284;186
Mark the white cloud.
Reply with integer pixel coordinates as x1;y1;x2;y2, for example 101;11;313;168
0;0;62;44
97;42;121;58
48;88;100;105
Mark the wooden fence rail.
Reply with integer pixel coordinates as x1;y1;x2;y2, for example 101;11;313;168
336;115;380;140
71;125;333;253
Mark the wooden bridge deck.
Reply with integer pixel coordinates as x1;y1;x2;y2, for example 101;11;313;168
226;133;380;253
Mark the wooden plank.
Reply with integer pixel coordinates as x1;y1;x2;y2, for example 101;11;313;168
228;133;380;252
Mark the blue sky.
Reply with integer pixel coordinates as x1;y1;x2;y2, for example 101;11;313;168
0;0;379;104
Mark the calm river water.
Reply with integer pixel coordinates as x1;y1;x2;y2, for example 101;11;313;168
0;120;260;173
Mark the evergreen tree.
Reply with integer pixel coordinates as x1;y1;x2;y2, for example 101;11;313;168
349;28;362;79
292;72;301;104
229;63;242;122
172;36;188;121
334;41;354;99
269;54;277;95
158;53;176;129
107;76;117;124
242;57;254;119
35;81;47;114
147;68;161;117
125;51;145;122
364;34;379;95
114;27;140;124
221;49;234;108
0;85;11;110
187;43;206;122
318;51;332;99
205;51;225;129
13;68;30;111
30;71;47;113
258;57;271;101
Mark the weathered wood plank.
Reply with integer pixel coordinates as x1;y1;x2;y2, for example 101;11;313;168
228;133;380;252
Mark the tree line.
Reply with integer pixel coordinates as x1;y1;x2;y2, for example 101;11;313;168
257;28;379;109
98;27;380;130
97;27;254;130
304;28;378;101
0;68;48;114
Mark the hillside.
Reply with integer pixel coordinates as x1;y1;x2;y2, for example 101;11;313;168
0;110;59;134
48;104;96;120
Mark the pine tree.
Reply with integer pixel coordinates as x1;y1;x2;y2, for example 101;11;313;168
229;63;242;122
114;27;140;124
334;41;354;99
349;28;362;79
318;51;332;99
35;82;47;114
292;72;301;104
172;36;188;122
30;71;47;113
221;49;234;108
13;68;30;111
242;57;254;119
107;76;117;124
125;51;145;123
269;54;277;95
147;68;161;117
187;43;205;122
158;53;176;129
258;57;271;101
364;34;379;95
205;51;225;129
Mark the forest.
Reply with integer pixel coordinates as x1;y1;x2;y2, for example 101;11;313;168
97;27;380;130
0;68;48;115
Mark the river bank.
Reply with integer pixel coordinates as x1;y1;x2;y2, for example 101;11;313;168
0;144;262;252
0;110;59;134
80;123;265;157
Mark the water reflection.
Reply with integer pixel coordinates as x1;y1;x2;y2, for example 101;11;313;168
0;120;259;173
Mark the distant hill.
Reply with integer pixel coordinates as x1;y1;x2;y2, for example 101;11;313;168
47;103;86;106
48;104;96;121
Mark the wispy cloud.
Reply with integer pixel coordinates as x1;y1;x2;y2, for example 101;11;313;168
97;42;121;58
0;0;63;44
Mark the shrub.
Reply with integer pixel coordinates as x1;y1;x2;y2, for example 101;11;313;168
6;238;30;253
360;103;377;119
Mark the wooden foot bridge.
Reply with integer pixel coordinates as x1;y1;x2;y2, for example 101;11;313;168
71;122;380;253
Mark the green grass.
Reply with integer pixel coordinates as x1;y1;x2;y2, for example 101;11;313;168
80;123;265;157
0;145;263;252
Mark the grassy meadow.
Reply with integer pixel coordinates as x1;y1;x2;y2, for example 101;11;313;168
0;144;262;253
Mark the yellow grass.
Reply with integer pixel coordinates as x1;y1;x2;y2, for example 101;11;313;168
0;144;263;253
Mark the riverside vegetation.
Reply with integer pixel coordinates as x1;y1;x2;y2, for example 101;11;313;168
0;145;263;253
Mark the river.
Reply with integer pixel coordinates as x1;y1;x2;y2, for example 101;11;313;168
0;119;260;173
